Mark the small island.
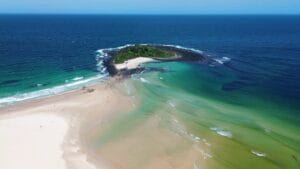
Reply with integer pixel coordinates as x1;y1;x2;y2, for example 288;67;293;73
103;44;206;76
114;45;176;64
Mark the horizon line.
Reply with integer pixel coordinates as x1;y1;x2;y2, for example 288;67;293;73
0;13;300;16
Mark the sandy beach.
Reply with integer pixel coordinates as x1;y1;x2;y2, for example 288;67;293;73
0;113;68;169
0;75;210;169
0;57;198;169
115;57;156;70
0;79;135;169
1;14;299;169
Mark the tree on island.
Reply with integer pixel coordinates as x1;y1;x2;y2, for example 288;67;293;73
114;45;174;64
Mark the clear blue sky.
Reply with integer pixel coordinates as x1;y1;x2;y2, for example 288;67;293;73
0;0;299;14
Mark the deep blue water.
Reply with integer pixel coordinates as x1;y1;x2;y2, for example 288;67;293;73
0;15;300;111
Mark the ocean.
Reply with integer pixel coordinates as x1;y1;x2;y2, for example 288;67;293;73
0;15;299;168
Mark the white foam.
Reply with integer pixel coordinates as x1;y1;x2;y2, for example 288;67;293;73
202;139;211;146
170;117;188;136
169;116;206;145
196;148;213;160
213;56;231;65
96;45;132;73
173;119;178;123
161;44;204;55
217;130;232;137
0;75;106;107
210;127;232;138
96;44;133;55
0;44;116;107
96;44;133;61
72;76;84;81
251;150;266;157
190;134;202;143
264;128;272;133
140;77;149;83
168;101;176;108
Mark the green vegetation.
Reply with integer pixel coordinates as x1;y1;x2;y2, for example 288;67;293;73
114;45;175;64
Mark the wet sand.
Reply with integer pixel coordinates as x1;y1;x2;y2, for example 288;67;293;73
0;78;135;169
0;76;213;169
91;116;210;169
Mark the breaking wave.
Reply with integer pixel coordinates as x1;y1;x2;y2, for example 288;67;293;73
0;75;106;107
0;44;218;107
210;127;233;138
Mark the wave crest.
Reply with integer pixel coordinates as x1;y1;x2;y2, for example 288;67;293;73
0;75;106;107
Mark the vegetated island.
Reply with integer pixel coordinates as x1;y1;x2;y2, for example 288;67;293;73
103;44;206;76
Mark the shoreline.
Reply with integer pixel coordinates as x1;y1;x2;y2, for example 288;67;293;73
115;57;156;70
0;53;160;169
0;78;136;169
0;44;206;108
0;44;207;169
103;44;206;76
0;74;108;108
0;52;202;169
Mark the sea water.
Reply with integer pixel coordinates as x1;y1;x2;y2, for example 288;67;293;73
0;15;299;168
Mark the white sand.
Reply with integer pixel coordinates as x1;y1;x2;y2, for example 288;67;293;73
0;80;134;169
0;113;68;169
115;57;156;70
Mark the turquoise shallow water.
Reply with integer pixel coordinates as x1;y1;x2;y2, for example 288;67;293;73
1;15;299;168
0;69;98;98
1;15;300;107
95;61;299;169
